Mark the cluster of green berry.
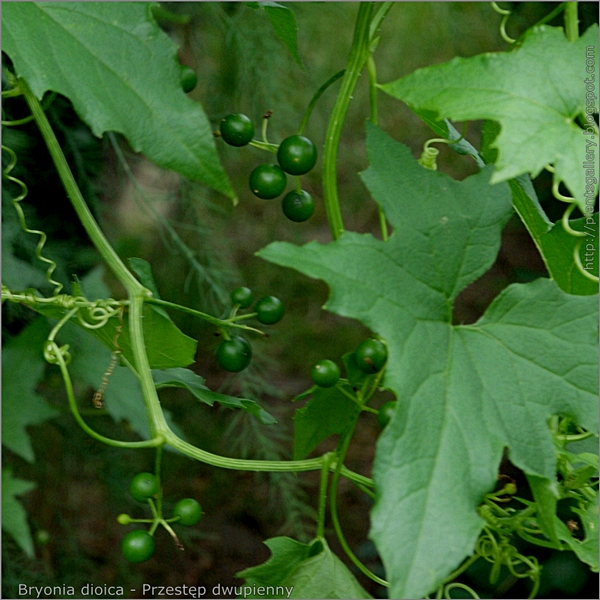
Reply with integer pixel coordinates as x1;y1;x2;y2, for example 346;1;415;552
118;473;202;563
215;287;284;373
310;338;397;428
219;113;318;222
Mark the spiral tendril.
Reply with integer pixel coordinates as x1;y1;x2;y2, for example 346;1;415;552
2;144;63;294
547;176;599;283
491;2;516;44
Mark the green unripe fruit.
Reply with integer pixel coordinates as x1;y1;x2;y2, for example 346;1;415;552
249;164;287;199
311;360;340;388
173;498;203;526
277;135;317;175
355;339;388;374
231;286;254;308
121;530;155;563
220;113;255;147
282;190;315;222
117;513;132;525
216;336;252;372
180;66;198;93
254;296;284;325
129;472;159;502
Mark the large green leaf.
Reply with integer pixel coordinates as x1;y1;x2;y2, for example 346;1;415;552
2;469;36;558
2;2;235;199
380;25;599;213
293;386;359;460
238;537;371;599
2;317;59;462
258;124;599;598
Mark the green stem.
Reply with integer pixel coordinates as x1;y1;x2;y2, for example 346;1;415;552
248;140;278;153
51;339;164;449
155;446;164;516
316;453;333;539
146;297;265;335
297;69;346;136
369;2;394;40
322;2;374;240
564;2;579;41
330;423;389;587
20;76;382;484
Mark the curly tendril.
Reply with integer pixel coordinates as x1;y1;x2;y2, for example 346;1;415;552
418;129;467;171
475;527;541;598
491;2;516;44
544;167;599;283
2;144;64;294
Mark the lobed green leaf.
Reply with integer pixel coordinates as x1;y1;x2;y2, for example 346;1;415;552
2;2;235;199
381;25;599;214
258;123;598;597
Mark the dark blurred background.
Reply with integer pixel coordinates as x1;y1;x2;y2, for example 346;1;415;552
2;3;598;598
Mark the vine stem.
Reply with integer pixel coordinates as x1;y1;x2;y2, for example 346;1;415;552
564;2;579;41
20;76;380;483
316;453;334;539
322;2;374;240
330;422;389;587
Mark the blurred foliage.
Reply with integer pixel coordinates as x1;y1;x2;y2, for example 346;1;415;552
2;2;597;598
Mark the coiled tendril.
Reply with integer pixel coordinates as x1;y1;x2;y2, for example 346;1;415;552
2;144;64;294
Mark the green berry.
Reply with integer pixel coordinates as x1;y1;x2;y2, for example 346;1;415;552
277;135;317;175
282;190;315;222
216;335;252;372
121;530;156;563
180;66;198;93
220;113;254;147
355;339;388;374
311;360;340;388
249;164;287;199
129;472;159;503
254;296;284;325
173;498;203;526
117;513;132;525
231;286;254;308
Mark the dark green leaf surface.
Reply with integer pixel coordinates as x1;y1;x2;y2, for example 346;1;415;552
237;536;313;589
2;318;58;462
284;539;371;599
258;124;599;598
2;2;234;199
152;368;276;425
2;469;36;558
293;386;359;460
381;25;599;213
238;537;371;599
